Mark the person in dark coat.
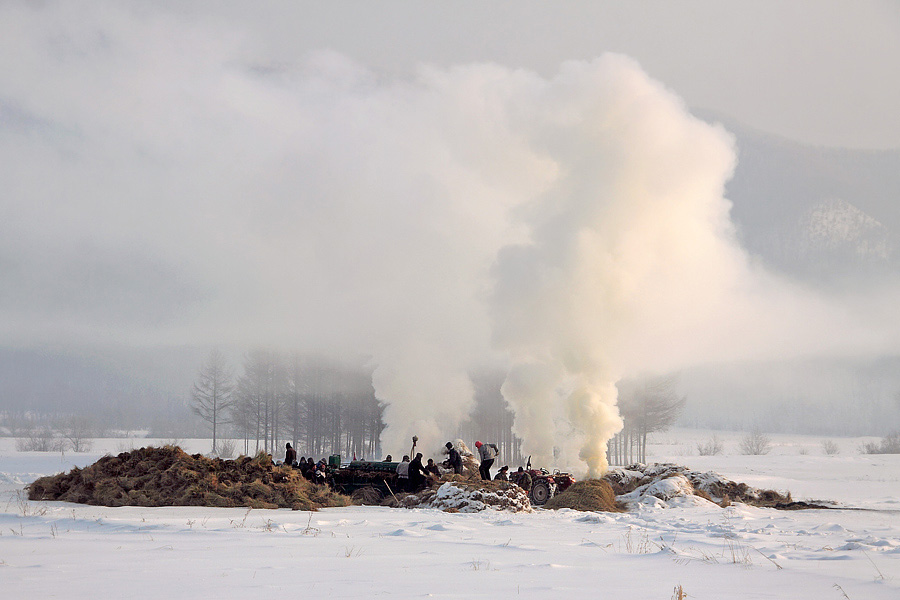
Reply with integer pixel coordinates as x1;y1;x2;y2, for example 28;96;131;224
445;442;462;474
301;457;314;480
494;465;509;481
425;458;441;477
284;443;297;466
408;453;428;492
512;466;532;491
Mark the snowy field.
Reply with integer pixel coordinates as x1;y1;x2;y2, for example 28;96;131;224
1;430;898;599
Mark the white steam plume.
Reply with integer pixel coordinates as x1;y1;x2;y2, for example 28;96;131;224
490;57;739;476
2;4;894;471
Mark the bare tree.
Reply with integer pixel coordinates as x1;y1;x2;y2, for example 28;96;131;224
191;349;235;454
59;415;94;452
15;426;66;452
611;375;686;465
739;428;772;455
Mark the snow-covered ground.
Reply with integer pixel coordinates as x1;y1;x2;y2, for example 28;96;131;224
1;430;897;599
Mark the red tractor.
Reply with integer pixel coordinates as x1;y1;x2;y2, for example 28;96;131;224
510;457;576;506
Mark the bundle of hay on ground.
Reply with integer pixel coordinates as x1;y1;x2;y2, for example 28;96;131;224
27;446;350;511
544;479;623;512
398;478;531;513
604;463;828;510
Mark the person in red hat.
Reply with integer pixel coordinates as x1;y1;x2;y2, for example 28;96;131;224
475;441;499;480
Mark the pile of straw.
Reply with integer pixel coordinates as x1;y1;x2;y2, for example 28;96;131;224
27;446;350;511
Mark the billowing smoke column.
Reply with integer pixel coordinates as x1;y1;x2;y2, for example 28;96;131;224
489;57;739;476
3;4;772;475
374;56;741;471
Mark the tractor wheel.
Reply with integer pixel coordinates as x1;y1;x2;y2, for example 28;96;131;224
530;480;552;505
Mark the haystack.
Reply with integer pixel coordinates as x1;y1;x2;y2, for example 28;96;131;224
544;479;623;512
27;446;350;511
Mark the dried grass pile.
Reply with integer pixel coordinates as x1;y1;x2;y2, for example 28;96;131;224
27;446;350;511
544;479;623;512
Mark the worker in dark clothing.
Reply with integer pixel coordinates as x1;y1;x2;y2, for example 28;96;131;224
284;443;297;466
408;453;428;492
425;458;441;477
301;458;315;480
445;441;462;474
513;466;532;491
494;465;509;481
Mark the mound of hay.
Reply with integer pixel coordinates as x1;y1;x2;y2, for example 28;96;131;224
27;446;350;511
605;463;827;510
397;478;531;513
544;479;623;512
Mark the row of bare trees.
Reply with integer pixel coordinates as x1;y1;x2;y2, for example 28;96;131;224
607;375;686;466
191;350;384;459
192;350;686;466
191;352;529;464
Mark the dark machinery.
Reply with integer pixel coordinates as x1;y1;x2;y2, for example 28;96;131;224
326;458;400;503
510;456;576;505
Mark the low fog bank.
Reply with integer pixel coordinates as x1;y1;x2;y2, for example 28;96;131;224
679;357;900;437
3;345;899;453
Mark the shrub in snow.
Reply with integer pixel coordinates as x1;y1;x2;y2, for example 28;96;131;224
739;429;771;455
15;428;66;452
822;439;840;455
696;435;723;456
860;432;900;454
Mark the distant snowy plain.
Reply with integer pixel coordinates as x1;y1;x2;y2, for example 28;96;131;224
1;430;897;599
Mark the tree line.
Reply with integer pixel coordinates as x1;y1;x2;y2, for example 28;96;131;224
192;349;384;460
192;350;529;464
606;375;686;466
193;350;685;468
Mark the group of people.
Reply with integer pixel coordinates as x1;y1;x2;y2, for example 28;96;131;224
393;453;442;492
449;441;533;491
283;439;533;492
283;443;328;483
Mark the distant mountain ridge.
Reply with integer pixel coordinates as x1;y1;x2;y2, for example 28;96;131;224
694;110;900;286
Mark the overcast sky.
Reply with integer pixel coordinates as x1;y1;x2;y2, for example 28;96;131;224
158;0;900;150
